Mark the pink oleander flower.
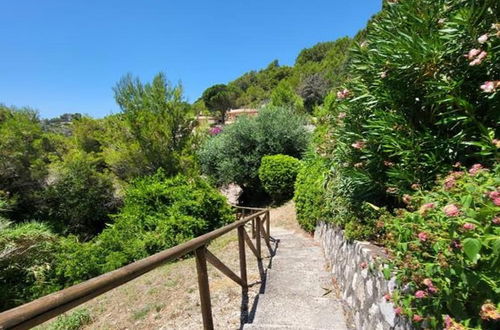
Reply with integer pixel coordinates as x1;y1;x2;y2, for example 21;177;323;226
351;140;365;149
380;71;387;78
492;217;500;225
383;293;391;301
493;197;500;206
337;89;351;100
415;290;427;299
402;194;412;205
453;162;462;168
450;171;465;178
444;176;456;190
428;286;438;294
481;81;497;93
338;112;347;119
462;223;475;231
394;307;403;315
493;139;500;148
418;232;429;242
451;240;462;249
444;315;453;329
478;34;489;44
419;202;435;215
360;262;368;269
465;48;481;60
488;190;500;200
411;183;421;190
413;314;424;322
384;160;394;167
423;278;433;287
480;302;500;320
444;204;460;217
209;126;223;135
386;187;398;194
469;163;484;175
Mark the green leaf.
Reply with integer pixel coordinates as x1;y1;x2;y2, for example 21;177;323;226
463;238;481;262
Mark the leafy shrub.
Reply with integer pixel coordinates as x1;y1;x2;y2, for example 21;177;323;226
198;106;310;193
53;172;233;285
258;155;301;203
319;0;500;240
0;221;59;310
294;155;329;232
41;151;118;239
382;164;500;329
44;308;92;330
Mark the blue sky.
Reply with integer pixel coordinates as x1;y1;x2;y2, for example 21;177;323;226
0;0;381;118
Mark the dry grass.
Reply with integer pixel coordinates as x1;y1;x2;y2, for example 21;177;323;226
36;202;300;330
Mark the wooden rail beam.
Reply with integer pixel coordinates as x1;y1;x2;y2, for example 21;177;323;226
242;229;259;259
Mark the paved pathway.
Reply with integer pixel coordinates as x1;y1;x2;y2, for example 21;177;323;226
243;227;348;330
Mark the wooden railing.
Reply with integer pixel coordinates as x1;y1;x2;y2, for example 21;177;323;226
0;207;272;330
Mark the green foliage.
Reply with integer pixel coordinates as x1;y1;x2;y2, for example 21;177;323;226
0;221;59;310
383;165;500;329
269;81;304;112
0;105;49;220
258;155;301;203
40;151;117;239
53;172;233;285
296;73;329;112
319;0;500;240
198;106;310;191
293;155;329;232
201;84;238;122
113;72;196;177
43;308;93;330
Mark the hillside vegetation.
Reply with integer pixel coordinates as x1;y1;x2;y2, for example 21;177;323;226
1;0;499;328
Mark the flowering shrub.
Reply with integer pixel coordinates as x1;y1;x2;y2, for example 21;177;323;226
383;164;500;329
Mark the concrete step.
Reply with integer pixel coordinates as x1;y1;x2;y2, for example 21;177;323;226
243;324;332;330
273;236;320;249
252;293;347;329
264;269;333;297
273;247;324;259
270;255;326;272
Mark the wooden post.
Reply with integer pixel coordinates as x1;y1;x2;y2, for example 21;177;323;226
266;210;270;244
256;216;261;259
251;218;256;239
195;246;214;330
238;226;248;289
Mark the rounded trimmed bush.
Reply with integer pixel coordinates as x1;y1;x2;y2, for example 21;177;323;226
258;155;301;203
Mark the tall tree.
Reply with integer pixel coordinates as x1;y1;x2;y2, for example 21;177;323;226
201;84;238;122
113;72;195;176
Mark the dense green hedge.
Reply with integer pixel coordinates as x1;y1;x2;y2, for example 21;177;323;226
293;155;329;232
258;154;301;203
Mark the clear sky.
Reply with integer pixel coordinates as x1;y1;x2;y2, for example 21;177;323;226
0;0;381;118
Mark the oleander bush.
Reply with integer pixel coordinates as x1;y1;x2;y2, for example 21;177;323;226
382;164;500;329
318;0;499;241
258;155;301;203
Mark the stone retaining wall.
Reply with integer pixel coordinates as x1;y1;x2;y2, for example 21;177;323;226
315;222;411;330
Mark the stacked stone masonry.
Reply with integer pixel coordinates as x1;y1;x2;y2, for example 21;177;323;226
315;222;412;330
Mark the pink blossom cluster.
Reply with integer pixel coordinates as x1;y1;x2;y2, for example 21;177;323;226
493;217;500;226
488;190;500;206
443;204;461;217
417;231;429;242
468;163;484;176
423;278;438;294
465;48;487;66
493;139;500;148
413;314;423;322
336;89;351;100
351;140;365;150
419;202;435;215
209;126;223;136
414;290;427;299
462;223;475;231
480;81;500;93
443;176;456;190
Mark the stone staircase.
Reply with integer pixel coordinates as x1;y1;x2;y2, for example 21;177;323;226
243;228;348;330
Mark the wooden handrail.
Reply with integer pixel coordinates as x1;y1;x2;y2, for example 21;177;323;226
0;207;270;330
